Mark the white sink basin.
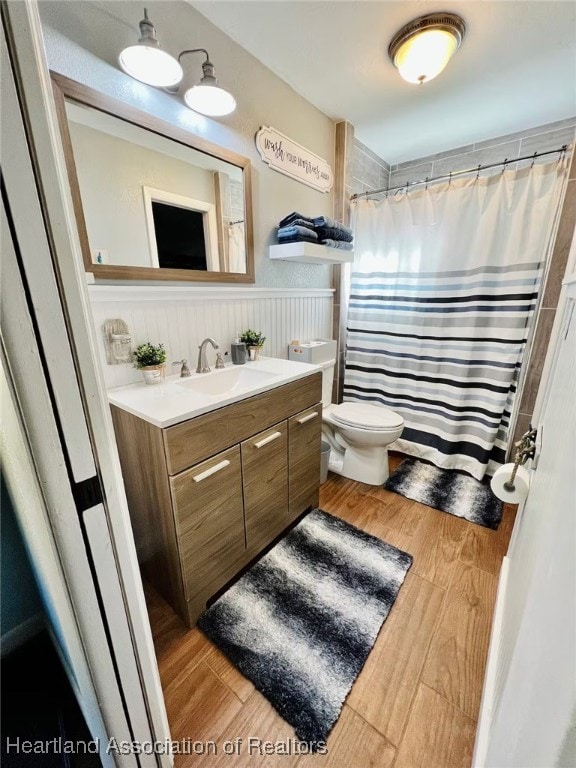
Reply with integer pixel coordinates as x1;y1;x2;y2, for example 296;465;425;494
108;357;321;428
175;366;278;396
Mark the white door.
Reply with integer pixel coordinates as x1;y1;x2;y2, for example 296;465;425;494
474;263;576;766
2;3;170;765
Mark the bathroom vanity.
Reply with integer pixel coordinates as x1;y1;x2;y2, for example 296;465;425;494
109;360;322;626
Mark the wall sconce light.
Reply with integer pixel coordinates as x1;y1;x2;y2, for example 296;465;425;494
388;12;466;85
119;8;236;116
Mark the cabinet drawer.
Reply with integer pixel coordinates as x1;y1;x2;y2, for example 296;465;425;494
288;403;322;521
169;446;246;602
242;421;289;555
164;372;322;475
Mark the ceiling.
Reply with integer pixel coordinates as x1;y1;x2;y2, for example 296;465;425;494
190;0;576;164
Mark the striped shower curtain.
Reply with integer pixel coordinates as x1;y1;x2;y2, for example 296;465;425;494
345;160;567;480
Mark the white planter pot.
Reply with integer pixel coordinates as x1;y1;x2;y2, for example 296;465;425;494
140;365;165;385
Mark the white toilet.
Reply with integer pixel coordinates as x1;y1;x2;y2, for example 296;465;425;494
320;359;404;485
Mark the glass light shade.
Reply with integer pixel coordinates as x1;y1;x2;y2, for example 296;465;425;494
118;45;183;88
394;29;459;84
184;85;236;116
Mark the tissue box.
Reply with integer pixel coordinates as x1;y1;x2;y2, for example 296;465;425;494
288;339;337;364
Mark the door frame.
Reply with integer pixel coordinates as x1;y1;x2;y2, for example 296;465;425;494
2;2;171;763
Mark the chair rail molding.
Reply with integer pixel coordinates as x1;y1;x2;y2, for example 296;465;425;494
88;285;335;302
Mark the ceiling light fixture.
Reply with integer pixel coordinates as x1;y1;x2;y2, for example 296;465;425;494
388;12;466;85
119;9;236;116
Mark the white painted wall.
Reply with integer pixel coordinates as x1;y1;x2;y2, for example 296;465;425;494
70;122;216;267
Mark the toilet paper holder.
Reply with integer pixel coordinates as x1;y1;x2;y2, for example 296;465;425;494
505;427;537;491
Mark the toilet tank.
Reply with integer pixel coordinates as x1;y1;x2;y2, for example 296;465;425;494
288;340;337;408
319;359;336;407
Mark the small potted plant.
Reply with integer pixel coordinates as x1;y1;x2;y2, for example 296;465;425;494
239;329;266;361
133;342;167;385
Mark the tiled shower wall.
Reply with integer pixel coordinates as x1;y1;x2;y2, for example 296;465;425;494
350;139;390;196
389;118;576;188
89;289;333;389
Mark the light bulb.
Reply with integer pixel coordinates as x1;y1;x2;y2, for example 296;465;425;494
184;85;236;117
119;45;183;88
394;29;458;84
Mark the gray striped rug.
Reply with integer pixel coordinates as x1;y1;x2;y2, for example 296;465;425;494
198;509;412;750
385;458;503;529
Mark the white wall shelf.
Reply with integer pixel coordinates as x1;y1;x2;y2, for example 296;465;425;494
269;242;354;265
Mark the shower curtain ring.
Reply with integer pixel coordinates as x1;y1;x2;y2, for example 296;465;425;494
425;177;429;190
501;159;508;174
475;164;481;181
531;152;538;168
448;171;452;186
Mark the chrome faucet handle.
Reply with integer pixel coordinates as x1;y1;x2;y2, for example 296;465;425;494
215;353;225;369
172;359;191;377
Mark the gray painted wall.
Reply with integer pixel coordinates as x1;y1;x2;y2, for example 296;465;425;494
39;0;336;289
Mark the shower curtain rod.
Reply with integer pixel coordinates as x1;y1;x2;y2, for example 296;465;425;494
350;144;569;200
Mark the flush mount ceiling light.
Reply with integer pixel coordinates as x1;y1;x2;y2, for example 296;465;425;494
388;12;466;85
119;9;236;116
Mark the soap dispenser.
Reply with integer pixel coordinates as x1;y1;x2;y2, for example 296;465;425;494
231;333;247;365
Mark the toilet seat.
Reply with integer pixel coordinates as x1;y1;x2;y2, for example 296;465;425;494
331;402;403;431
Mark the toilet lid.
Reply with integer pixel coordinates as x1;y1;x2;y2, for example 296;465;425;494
331;402;404;431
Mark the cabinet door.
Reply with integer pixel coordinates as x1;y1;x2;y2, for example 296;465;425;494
170;445;246;614
288;403;322;521
241;421;288;555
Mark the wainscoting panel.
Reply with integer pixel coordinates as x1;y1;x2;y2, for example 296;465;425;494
89;288;333;389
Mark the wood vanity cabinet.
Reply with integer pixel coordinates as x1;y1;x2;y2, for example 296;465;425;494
111;372;322;627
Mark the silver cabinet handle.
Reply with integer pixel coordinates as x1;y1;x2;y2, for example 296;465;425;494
254;431;282;449
192;459;230;483
297;411;319;425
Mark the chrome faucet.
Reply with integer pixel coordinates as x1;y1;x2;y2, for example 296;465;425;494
196;337;219;373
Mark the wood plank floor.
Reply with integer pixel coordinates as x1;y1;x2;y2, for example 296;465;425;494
145;454;516;768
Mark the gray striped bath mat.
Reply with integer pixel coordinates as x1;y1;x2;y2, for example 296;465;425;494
198;508;412;750
385;458;503;529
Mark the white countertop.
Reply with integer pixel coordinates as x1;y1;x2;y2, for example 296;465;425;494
107;357;322;428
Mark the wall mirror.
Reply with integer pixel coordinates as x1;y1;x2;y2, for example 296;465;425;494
51;73;254;283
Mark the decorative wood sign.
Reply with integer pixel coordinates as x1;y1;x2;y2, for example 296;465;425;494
255;126;333;193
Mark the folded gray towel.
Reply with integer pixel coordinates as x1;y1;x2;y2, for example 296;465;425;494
278;224;318;240
312;216;353;238
316;226;353;243
278;211;315;228
321;239;354;251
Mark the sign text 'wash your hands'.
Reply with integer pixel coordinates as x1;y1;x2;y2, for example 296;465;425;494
255;127;333;193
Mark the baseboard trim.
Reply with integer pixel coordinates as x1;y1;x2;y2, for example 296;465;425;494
472;555;510;768
0;613;45;657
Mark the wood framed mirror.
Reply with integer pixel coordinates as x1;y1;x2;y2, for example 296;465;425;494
51;72;254;283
